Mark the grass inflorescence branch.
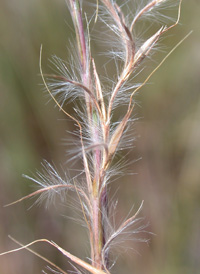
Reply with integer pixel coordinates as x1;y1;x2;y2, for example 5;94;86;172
1;1;185;273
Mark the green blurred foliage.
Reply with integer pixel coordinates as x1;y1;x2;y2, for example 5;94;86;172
0;0;200;273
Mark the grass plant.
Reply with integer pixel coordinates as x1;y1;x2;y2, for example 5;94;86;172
1;0;185;273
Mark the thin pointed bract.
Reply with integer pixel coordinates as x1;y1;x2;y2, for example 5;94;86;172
1;0;185;273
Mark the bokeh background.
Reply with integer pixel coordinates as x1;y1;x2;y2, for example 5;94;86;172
0;0;200;273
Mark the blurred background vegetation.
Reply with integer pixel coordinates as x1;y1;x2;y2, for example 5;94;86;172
0;0;200;273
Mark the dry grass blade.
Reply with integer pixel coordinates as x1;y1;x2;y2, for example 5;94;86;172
7;236;68;274
130;0;167;31
102;201;144;257
0;238;109;274
4;184;91;211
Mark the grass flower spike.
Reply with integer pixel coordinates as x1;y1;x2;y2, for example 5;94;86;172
1;0;184;273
